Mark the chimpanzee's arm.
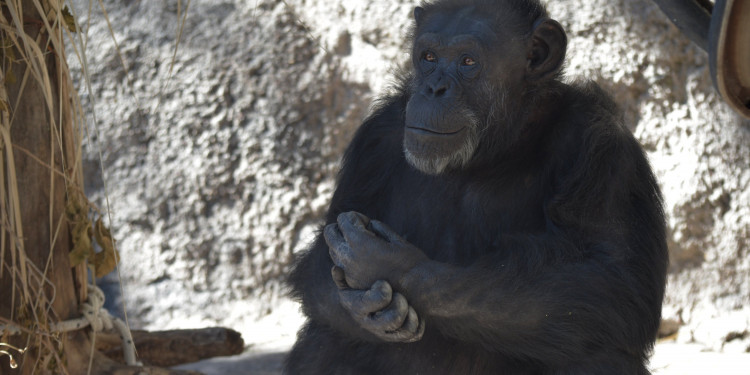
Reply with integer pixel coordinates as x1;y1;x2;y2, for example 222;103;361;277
327;127;667;364
287;96;424;342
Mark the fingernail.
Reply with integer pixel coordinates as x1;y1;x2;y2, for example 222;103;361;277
353;211;369;223
345;211;360;222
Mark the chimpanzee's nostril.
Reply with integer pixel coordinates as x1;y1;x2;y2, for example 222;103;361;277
425;83;448;98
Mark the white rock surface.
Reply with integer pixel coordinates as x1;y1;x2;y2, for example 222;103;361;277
67;0;750;371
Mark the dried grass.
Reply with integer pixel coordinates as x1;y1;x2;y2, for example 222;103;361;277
1;0;191;372
0;0;88;372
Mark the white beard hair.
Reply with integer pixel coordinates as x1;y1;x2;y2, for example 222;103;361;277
403;108;480;175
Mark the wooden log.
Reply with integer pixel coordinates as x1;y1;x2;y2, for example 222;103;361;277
96;327;245;367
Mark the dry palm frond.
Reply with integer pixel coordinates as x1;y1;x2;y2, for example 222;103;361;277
1;0;88;372
2;0;194;373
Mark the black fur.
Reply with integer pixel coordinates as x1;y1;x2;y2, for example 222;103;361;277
285;0;667;373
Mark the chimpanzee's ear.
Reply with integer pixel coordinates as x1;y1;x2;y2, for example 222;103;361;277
414;6;425;25
526;18;567;81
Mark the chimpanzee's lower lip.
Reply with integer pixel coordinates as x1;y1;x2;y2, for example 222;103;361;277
405;126;466;136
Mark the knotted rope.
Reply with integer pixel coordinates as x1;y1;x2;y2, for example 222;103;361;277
0;284;139;366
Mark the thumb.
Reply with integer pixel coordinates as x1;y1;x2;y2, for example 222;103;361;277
368;220;405;244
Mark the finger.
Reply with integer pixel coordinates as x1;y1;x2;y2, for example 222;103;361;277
324;224;351;267
363;280;393;310
386;309;425;343
337;211;377;245
338;211;370;231
413;315;426;341
351;211;372;226
398;306;419;334
331;266;348;289
370;292;409;332
339;280;392;315
323;223;343;249
403;315;426;343
347;211;370;227
368;219;405;244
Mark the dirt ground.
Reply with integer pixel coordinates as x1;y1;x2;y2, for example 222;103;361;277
176;343;750;375
174;300;750;375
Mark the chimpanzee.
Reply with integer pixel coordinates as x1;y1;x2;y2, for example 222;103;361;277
285;0;668;374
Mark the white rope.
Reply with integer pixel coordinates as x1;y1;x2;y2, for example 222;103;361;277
0;324;22;336
0;284;140;366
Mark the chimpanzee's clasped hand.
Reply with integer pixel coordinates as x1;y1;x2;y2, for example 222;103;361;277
330;266;425;342
324;211;429;290
324;211;428;342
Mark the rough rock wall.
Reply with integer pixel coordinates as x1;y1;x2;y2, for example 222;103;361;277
71;0;371;328
544;0;750;352
70;0;750;351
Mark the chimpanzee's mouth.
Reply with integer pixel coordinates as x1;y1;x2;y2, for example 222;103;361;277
405;126;466;136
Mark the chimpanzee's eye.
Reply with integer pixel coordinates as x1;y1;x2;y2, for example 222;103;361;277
462;56;476;66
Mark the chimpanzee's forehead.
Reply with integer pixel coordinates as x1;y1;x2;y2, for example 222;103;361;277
416;6;503;45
